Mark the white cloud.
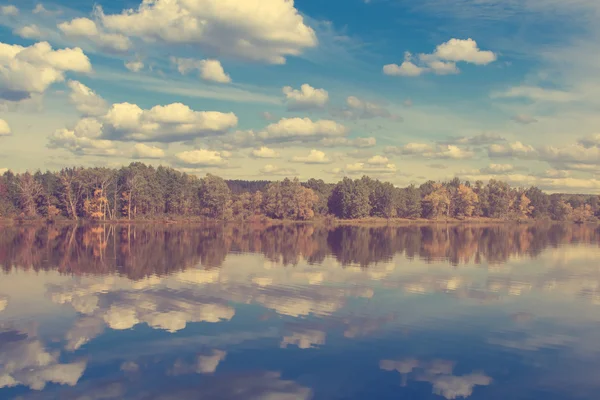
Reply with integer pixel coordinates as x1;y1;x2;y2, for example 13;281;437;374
488;141;537;158
291;149;331;164
86;102;239;142
33;4;60;16
132;143;165;159
340;162;398;175
196;350;227;374
124;60;144;72
480;164;514;174
432;38;496;65
386;143;473;159
260;164;297;176
538;143;600;165
320;136;376;148
0;295;7;311
383;52;426;77
0;337;87;391
281;330;326;349
14;25;43;40
512;114;538;124
47;128;118;156
0;41;91;102
385;39;495;77
175;149;228;166
283;84;329;111
58;18;131;53
67;80;108;117
1;5;18;16
259;117;347;143
491;86;575;102
341;96;391;119
0;119;11;136
251;147;280;159
367;155;390;165
171;57;231;83
429;373;492;399
96;0;317;64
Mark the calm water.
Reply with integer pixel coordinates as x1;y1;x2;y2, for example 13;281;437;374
1;223;600;399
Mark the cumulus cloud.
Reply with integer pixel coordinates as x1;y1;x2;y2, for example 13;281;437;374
281;330;326;349
95;0;317;64
66;102;238;143
385;143;474;159
480;164;514;174
132;143;165;159
258;117;347;143
175;149;229;167
333;96;392;119
0;295;8;311
0;41;91;102
383;52;427;77
0;119;11;136
197;350;227;374
124;60;144;72
320;136;376;148
14;25;43;40
33;4;60;16
384;39;495;77
488;141;538;158
367;155;390;165
259;164;297;176
428;373;492;399
58;17;131;53
538;144;600;165
291;149;331;164
334;162;398;176
1;5;18;16
251;146;280;159
47;128;118;156
171;57;231;83
0;333;86;391
438;133;505;146
512;114;538;124
282;84;329;111
67;80;108;117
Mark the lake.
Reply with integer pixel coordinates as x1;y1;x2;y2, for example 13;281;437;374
1;223;600;399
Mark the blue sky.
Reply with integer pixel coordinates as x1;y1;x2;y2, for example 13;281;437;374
1;0;600;192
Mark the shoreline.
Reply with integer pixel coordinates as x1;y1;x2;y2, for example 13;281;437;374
0;216;586;227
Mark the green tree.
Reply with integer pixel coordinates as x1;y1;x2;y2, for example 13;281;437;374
328;177;371;219
199;174;233;220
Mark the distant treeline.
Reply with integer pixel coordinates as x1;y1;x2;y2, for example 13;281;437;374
0;162;598;222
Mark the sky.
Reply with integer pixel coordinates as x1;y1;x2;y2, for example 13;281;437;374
1;0;600;193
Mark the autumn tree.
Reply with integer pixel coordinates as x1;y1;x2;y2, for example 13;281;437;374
17;172;43;217
571;204;593;224
422;183;450;219
454;184;479;218
263;178;318;220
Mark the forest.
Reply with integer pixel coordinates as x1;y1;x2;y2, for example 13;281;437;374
0;162;598;223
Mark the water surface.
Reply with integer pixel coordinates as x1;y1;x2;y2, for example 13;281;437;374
1;223;600;399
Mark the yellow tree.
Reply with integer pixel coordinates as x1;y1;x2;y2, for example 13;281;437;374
423;183;450;219
516;193;534;218
455;184;479;217
572;204;593;224
84;189;108;220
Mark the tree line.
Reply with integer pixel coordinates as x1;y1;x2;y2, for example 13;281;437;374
0;162;598;222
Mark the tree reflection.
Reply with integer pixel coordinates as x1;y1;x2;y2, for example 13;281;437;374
1;223;599;277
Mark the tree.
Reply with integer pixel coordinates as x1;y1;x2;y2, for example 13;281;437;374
263;178;318;220
515;192;534;219
454;184;479;218
303;178;333;215
486;180;511;218
550;196;573;221
403;185;422;218
17;172;43;217
199;174;233;220
571;204;593;224
422;183;450;219
328;177;370;219
84;189;109;220
525;186;549;218
370;181;397;218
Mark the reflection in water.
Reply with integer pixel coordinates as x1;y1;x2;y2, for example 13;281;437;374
1;223;600;399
